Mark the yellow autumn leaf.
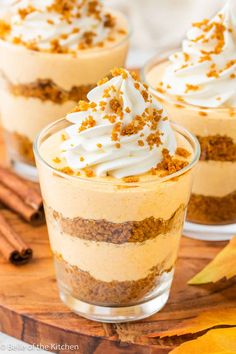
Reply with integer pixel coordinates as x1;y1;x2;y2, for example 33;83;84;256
169;328;236;354
148;308;236;338
189;236;236;285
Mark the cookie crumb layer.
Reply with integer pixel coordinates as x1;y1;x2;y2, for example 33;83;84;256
55;254;173;305
7;78;94;103
50;204;185;244
187;191;236;224
198;135;236;162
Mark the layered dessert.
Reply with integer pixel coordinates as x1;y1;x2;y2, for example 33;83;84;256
35;68;199;320
0;0;129;177
144;0;236;225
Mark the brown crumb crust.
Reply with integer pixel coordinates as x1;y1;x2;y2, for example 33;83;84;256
55;254;173;305
49;204;185;244
8;79;95;103
198;135;236;162
4;130;35;166
187;191;236;225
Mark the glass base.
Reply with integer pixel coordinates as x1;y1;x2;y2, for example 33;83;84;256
11;159;38;182
183;221;236;241
57;270;173;323
59;286;170;323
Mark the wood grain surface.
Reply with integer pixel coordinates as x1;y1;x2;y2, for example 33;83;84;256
0;129;235;354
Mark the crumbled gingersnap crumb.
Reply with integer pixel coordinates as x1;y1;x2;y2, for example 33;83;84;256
111;67;130;79
153;149;189;176
185;84;200;93
58;166;74;175
97;77;109;86
61;133;68;141
0;20;11;39
83;167;94;177
53;157;62;163
199;111;208;116
78;115;96;132
176;147;191;158
123;176;140;183
18;6;36;19
109;98;122;113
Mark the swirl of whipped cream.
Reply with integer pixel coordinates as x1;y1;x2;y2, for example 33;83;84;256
7;0;116;51
162;0;236;108
0;0;19;21
61;69;177;178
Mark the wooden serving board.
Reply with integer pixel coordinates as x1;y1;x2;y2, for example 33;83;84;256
0;130;235;354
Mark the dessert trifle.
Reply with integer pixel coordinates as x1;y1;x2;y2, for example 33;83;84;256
143;0;236;237
34;68;199;322
0;0;129;180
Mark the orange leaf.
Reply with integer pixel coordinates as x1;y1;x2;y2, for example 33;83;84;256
169;327;236;354
148;308;236;338
189;236;236;285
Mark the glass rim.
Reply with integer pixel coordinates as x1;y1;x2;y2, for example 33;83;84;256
141;49;236;113
0;9;131;57
33;117;200;186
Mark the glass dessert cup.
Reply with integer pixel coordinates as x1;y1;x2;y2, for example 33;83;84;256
34;118;199;323
0;15;129;182
142;53;236;241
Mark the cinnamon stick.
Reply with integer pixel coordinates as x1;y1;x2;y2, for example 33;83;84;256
0;184;44;225
0;214;32;265
0;166;42;211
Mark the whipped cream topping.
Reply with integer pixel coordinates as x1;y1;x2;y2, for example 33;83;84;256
0;0;19;21
2;0;119;52
162;0;236;108
61;69;177;178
